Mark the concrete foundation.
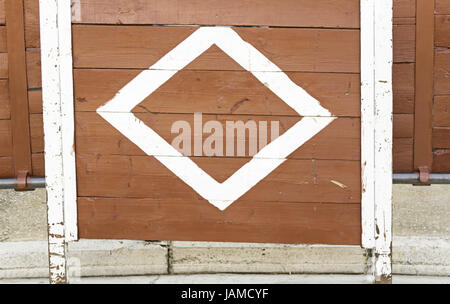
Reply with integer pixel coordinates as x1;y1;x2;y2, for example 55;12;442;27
0;185;449;280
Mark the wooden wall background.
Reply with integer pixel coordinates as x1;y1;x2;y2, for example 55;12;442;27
0;0;447;243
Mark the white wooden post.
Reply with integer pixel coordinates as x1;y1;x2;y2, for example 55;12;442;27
361;0;393;283
40;0;77;284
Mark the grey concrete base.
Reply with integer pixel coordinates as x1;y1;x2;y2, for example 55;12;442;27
2;274;450;284
1;236;449;279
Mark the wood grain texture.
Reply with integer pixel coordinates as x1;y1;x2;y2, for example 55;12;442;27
0;156;13;177
414;0;434;170
436;0;450;15
433;150;450;172
25;48;40;89
76;153;360;203
78;197;361;245
393;138;413;172
435;49;450;96
28;89;42;114
6;0;32;175
433;127;450;148
0;79;10;119
73;69;361;117
0;53;8;78
0;119;11;157
31;152;44;176
24;0;39;48
394;114;414;138
393;63;415;114
74;112;360;161
434;96;450;127
70;0;360;28
393;24;415;63
72;25;360;73
0;0;4;25
435;15;450;47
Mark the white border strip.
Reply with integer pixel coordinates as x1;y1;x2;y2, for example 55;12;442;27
40;0;67;284
360;0;376;249
373;0;393;282
58;0;78;242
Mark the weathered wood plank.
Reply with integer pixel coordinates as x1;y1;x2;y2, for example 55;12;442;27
433;149;450;172
435;49;450;96
393;63;415;114
0;79;9;119
26;48;41;89
0;119;12;157
0;156;13;177
78;197;361;245
76;153;361;203
393;24;415;63
434;96;450;127
74;112;360;161
0;53;8;78
6;0;32;175
24;0;39;48
436;0;450;15
394;114;414;138
70;0;360;28
28;89;42;114
73;26;360;73
73;69;361;117
433;127;450;148
393;138;413;172
0;0;5;25
435;15;450;47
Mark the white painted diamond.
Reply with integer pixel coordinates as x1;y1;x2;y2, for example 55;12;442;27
97;27;336;211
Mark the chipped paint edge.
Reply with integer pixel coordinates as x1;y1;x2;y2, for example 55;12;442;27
40;0;74;284
59;0;78;242
373;0;393;283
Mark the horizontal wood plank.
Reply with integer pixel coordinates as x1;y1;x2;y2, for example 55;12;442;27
433;127;450;148
433;150;450;172
0;119;11;157
394;114;414;138
434;96;450;127
76;153;361;203
74;112;360;161
393;24;415;63
31;152;44;176
73;26;360;73
393;138;413;172
74;69;361;117
393;63;415;114
78;197;361;245
25;48;40;88
0;156;13;177
24;0;39;48
71;0;360;29
0;53;8;78
435;49;450;96
436;0;450;15
435;15;450;47
0;79;9;119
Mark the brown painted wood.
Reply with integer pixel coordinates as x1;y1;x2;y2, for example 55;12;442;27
70;0;360;28
394;114;414;138
24;0;39;48
27;89;41;114
0;79;10;119
73;112;360;161
393;138;414;172
436;0;450;15
433;150;450;172
31;152;43;176
393;63;415;114
25;48;40;89
394;0;415;20
414;0;434;171
0;0;5;25
76;153;360;203
0;156;13;177
73;69;361;117
73;26;360;73
394;25;416;63
435;15;450;47
433;127;450;149
434;96;450;127
0;53;8;78
78;198;361;245
0;119;12;157
435;49;450;96
6;0;32;175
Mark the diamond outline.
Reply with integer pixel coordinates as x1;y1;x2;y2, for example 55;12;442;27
97;27;336;211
